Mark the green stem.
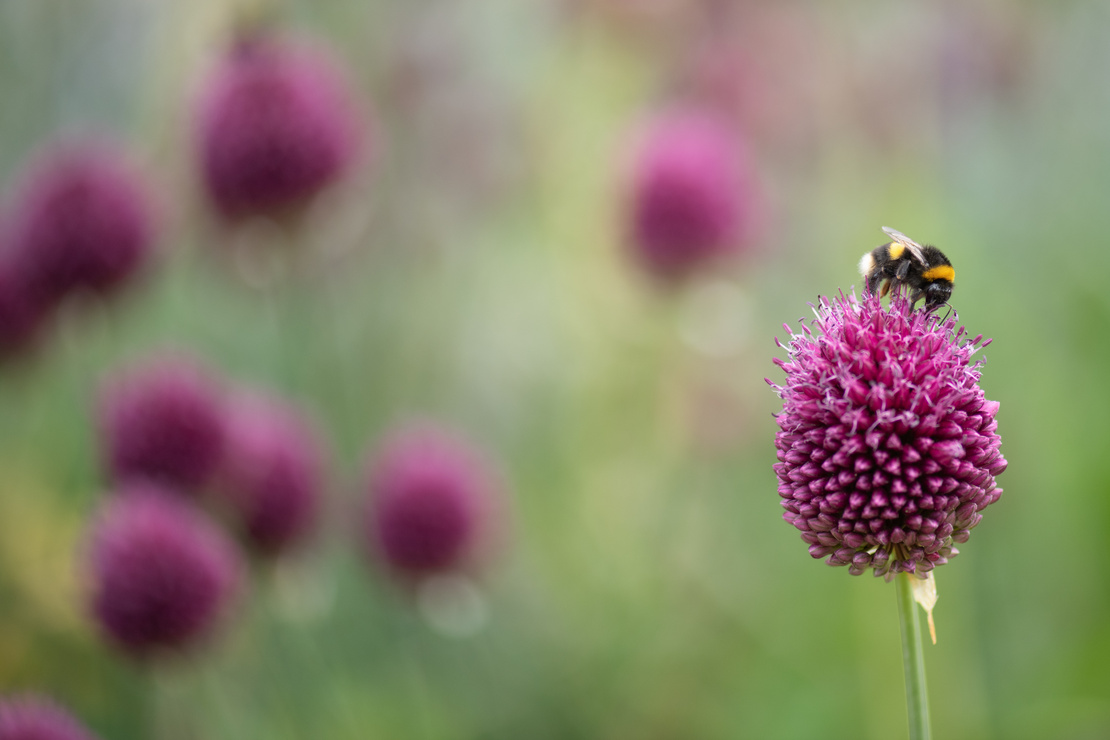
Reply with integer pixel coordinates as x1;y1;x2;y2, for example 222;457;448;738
896;572;932;740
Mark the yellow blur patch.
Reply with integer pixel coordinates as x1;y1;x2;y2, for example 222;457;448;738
888;242;905;259
922;265;955;283
0;466;85;635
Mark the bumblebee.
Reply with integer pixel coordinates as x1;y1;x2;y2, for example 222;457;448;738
858;226;954;309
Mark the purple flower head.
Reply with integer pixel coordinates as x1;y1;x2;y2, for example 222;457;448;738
769;293;1006;577
3;140;155;303
626;109;763;280
86;483;242;657
0;263;51;357
194;33;363;219
215;393;324;556
363;423;499;578
0;694;98;740
98;355;226;493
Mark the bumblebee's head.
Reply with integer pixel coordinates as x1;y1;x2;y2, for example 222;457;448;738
923;280;952;309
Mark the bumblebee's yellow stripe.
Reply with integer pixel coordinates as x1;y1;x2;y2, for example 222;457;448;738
887;242;905;259
922;265;955;282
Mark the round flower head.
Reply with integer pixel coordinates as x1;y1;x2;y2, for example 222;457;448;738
4;140;155;302
215;393;324;556
98;356;226;492
626;109;762;280
0;694;99;740
86;484;241;657
0;263;51;357
364;423;499;578
769;293;1006;577
194;33;362;219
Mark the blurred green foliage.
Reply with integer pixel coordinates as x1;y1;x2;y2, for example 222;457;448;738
2;0;1110;738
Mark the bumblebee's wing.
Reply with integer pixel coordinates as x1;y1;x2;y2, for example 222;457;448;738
881;226;927;266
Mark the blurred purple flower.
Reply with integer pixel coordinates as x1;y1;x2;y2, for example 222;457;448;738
194;33;363;219
3;140;155;303
86;484;241;657
0;694;98;740
215;393;324;556
769;293;1006;577
98;355;226;492
364;423;499;578
626;109;763;280
0;264;51;357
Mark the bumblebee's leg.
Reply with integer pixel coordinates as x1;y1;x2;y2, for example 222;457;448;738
895;260;911;281
879;279;891;298
908;289;923;304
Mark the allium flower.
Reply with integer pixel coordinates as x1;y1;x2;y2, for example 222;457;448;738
98;356;226;492
215;394;324;555
769;293;1006;577
363;423;499;578
0;264;51;357
626;109;762;280
3;140;155;302
194;33;363;219
0;694;99;740
86;484;241;657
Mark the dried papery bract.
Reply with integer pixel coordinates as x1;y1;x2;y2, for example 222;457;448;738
769;293;1006;577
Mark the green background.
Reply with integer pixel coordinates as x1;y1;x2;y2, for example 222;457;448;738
1;1;1107;738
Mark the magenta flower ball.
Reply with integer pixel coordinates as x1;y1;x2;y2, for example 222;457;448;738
86;484;241;657
194;34;363;219
364;423;499;578
98;356;226;493
769;293;1007;577
0;263;51;357
3;140;155;302
215;393;324;556
0;695;98;740
626;110;762;280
